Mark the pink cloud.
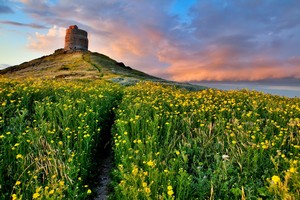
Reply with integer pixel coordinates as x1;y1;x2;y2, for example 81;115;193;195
27;25;65;53
158;42;300;81
19;0;300;82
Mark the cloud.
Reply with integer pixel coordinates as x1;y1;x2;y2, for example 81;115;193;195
0;0;14;14
19;0;300;81
0;20;48;29
27;25;65;53
0;64;10;69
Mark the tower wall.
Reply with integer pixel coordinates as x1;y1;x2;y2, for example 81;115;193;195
64;25;88;51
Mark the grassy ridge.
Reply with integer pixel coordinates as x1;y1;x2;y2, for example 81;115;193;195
0;78;122;199
112;82;300;199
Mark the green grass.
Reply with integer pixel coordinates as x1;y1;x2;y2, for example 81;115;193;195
0;78;122;199
1;79;299;199
111;82;300;200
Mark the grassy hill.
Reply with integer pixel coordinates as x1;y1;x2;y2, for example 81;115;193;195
0;49;204;90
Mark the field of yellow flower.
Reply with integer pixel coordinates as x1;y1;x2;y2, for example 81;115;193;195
112;82;300;199
1;79;299;199
0;78;122;199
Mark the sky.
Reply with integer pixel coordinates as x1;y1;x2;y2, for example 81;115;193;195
0;0;300;83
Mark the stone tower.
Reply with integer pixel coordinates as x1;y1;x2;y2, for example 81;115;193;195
64;25;88;51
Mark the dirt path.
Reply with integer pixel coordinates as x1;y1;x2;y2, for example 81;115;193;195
94;150;113;200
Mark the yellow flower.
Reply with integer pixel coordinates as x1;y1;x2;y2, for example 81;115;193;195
142;182;147;187
289;167;296;173
49;189;54;195
32;192;40;199
232;140;237;145
271;175;280;184
15;180;21;185
132;166;138;176
59;180;64;186
12;194;17;200
167;185;173;190
147;160;154;167
144;187;151;194
87;189;92;194
16;154;23;159
175;151;180;155
167;190;174;196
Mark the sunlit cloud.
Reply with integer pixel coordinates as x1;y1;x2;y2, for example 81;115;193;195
15;0;300;82
27;25;65;53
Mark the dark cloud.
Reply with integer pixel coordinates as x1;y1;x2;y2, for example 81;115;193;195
0;20;48;29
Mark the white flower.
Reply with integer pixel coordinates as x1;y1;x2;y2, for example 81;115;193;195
222;155;229;160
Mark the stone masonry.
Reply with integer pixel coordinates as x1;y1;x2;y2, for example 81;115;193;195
64;25;88;51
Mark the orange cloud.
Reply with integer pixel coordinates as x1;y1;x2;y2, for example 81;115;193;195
27;25;65;53
158;42;300;81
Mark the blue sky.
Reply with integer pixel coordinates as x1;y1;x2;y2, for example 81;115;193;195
0;0;300;82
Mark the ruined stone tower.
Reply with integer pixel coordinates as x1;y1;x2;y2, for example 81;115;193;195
64;25;88;51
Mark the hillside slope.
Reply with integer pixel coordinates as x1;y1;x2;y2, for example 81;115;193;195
0;49;205;90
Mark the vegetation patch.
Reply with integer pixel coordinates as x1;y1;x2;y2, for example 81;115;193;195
0;78;122;199
1;78;299;199
111;82;300;199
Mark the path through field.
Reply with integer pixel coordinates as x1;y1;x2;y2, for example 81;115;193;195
94;150;113;200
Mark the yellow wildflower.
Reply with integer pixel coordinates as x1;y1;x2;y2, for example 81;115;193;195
15;180;21;185
32;192;40;199
271;175;280;184
147;160;154;167
12;194;17;200
289;167;296;173
59;180;64;186
144;187;151;194
132;166;138;176
167;190;174;196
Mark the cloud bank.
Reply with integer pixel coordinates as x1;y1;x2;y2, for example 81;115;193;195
17;0;300;81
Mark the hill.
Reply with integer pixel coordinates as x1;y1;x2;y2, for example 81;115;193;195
0;49;204;90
